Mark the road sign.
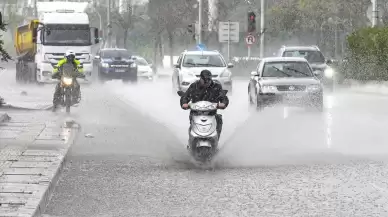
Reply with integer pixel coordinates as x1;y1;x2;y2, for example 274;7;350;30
196;43;207;51
218;21;239;43
245;35;255;45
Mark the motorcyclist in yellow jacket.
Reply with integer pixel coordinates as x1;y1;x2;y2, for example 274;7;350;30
52;50;85;110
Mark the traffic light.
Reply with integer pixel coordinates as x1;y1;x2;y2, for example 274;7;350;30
247;11;256;33
187;24;194;33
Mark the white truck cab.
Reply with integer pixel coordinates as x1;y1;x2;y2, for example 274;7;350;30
34;2;98;83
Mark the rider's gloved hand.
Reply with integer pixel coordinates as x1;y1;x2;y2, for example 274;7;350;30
182;104;189;109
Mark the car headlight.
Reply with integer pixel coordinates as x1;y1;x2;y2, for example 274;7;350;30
130;63;137;68
261;85;277;93
61;77;73;85
307;84;321;91
220;70;231;77
324;68;334;78
101;63;109;68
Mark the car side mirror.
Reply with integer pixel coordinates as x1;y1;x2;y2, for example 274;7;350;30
326;59;333;64
177;91;184;96
251;71;258;76
313;70;321;76
174;64;180;69
131;56;137;60
227;63;234;68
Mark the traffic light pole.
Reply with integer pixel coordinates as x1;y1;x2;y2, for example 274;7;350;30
260;0;265;58
198;0;203;44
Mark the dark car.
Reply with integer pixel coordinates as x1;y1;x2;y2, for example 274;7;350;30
277;45;335;91
93;48;138;83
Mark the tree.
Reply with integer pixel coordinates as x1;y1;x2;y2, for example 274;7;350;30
0;17;12;64
148;0;195;67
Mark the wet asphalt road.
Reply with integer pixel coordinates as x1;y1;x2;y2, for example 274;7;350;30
1;66;388;216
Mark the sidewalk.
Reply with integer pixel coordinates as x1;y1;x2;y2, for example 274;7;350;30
0;86;53;111
0;110;79;217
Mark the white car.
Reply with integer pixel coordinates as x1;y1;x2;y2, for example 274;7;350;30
172;50;233;94
134;56;154;80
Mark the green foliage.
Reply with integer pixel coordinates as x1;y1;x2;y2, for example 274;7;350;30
267;0;369;35
0;22;12;62
346;27;388;80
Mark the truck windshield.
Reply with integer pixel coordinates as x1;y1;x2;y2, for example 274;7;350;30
43;24;91;46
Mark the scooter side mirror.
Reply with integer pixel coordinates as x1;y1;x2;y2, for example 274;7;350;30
177;91;184;96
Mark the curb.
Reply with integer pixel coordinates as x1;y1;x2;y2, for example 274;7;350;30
0;112;10;123
30;121;80;217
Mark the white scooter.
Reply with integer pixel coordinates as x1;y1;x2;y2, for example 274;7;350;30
177;91;226;163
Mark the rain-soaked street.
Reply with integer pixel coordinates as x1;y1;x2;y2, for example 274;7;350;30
2;65;388;216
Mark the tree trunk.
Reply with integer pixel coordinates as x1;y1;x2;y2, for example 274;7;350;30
158;34;163;68
123;28;128;49
153;35;158;73
168;31;174;68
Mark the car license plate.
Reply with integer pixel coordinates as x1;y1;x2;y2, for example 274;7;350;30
115;69;125;72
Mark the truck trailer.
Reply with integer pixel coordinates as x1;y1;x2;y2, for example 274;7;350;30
15;2;100;84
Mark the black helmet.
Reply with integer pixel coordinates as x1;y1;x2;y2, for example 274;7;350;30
200;70;212;84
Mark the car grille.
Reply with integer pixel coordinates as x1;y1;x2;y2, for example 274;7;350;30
276;85;306;91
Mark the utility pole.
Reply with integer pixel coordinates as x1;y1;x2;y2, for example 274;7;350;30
107;0;112;48
260;0;265;58
372;0;379;27
198;0;202;44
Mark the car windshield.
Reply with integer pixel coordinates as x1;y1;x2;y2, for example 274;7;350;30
283;50;325;64
43;24;91;46
182;54;226;67
101;50;130;58
262;61;313;77
135;58;148;66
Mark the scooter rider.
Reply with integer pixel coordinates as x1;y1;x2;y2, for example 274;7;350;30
180;69;229;140
52;50;85;110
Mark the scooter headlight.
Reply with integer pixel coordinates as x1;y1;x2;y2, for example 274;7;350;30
62;77;73;86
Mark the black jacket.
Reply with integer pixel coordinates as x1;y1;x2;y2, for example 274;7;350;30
180;81;229;108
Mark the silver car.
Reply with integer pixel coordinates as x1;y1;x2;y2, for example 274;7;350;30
248;57;324;111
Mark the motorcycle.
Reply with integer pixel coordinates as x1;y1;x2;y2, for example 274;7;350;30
177;90;226;163
55;66;84;113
